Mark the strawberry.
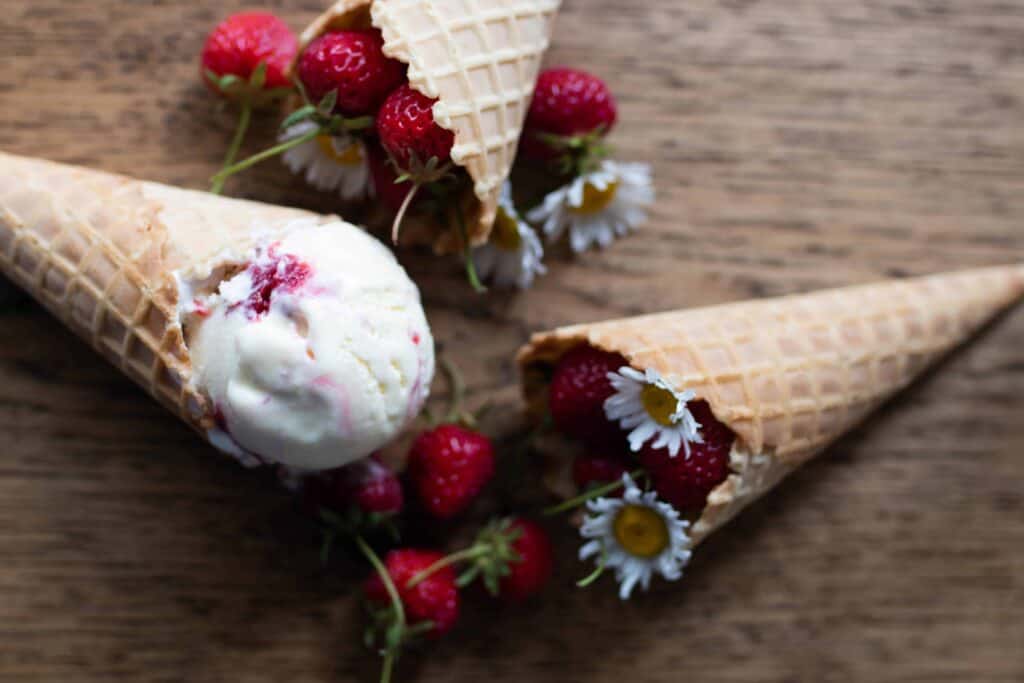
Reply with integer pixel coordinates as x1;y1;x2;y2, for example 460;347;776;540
364;549;460;637
521;67;617;167
342;454;404;516
367;142;418;211
200;12;298;102
638;401;734;512
376;84;455;171
496;519;554;602
297;29;406;116
572;452;629;492
548;344;630;448
407;424;495;519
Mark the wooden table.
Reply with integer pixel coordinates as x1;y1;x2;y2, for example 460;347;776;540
2;1;1023;681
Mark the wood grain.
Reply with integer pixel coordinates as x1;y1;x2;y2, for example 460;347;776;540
2;1;1024;681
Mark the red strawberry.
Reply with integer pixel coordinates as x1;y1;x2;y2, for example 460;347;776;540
407;424;495;519
297;29;407;116
639;401;734;512
343;455;404;515
498;519;554;602
572;452;629;492
364;549;459;637
521;67;617;161
548;344;629;448
201;12;298;100
376;84;455;170
367;143;418;211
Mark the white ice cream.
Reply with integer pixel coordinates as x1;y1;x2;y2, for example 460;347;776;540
183;219;434;470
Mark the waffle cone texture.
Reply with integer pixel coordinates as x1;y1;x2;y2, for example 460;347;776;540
518;265;1024;545
299;0;561;253
0;152;331;433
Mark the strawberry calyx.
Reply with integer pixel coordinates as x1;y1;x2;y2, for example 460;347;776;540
204;61;294;108
318;504;400;566
537;124;612;178
405;517;524;596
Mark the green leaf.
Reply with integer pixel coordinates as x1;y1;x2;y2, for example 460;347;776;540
218;73;242;91
342;115;374;131
317;89;338;114
281;105;318;130
249;61;267;90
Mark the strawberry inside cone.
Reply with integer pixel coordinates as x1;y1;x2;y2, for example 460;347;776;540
544;343;735;519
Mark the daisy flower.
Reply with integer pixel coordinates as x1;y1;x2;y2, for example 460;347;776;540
526;159;654;253
579;474;692;600
472;183;546;289
280;121;370;200
604;366;702;457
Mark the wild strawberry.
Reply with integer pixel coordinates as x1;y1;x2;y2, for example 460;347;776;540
639;401;734;512
200;12;298;101
364;549;460;637
521;67;618;166
376;84;455;170
407;424;495;519
297;29;406;116
496;519;554;602
572;452;629;492
548;344;630;448
201;12;300;194
343;455;404;515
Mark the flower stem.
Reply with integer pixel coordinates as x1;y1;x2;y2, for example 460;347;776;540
576;546;607;588
439;356;466;425
210;127;320;184
353;533;405;683
405;546;488;589
211;100;252;194
542;469;645;517
454;201;485;293
380;652;394;683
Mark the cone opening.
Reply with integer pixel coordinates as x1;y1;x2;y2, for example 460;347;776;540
293;0;493;253
519;336;748;539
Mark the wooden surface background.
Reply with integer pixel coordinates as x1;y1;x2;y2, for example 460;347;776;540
2;1;1024;681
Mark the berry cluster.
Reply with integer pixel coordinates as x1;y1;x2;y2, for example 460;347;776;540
199;12;651;293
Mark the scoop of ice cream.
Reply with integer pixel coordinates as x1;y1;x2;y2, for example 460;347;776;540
185;219;434;470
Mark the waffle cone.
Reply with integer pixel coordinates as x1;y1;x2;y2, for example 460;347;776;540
518;265;1024;545
299;0;561;253
0;152;331;435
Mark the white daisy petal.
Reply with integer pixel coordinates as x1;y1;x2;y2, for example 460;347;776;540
279;123;371;200
578;475;692;600
527;160;655;253
473;182;546;289
603;365;703;457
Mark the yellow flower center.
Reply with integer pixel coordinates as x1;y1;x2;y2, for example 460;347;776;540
491;206;522;251
316;135;363;165
569;180;618;215
613;504;670;559
640;383;679;426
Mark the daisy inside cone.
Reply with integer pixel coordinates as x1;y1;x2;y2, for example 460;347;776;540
546;344;736;598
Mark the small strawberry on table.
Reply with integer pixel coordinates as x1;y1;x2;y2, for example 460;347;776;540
200;12;298;194
519;67;655;254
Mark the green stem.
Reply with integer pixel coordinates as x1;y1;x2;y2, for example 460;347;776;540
405;546;488;589
576;546;607;588
542;469;645;517
439;356;466;425
210;126;320;183
380;651;394;683
454;202;485;293
211;100;252;194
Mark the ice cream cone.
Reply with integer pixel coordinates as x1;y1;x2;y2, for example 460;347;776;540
0;152;434;470
518;265;1024;544
298;0;561;253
